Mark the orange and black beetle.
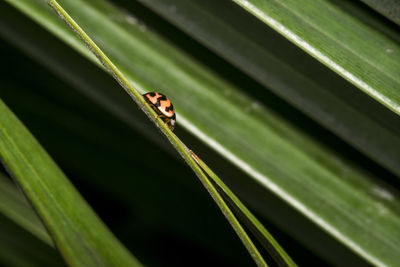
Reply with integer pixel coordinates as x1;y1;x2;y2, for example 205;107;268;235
143;92;176;131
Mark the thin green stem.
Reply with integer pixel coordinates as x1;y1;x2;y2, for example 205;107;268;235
46;0;270;266
190;151;297;267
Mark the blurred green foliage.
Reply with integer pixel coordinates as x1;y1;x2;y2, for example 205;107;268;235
0;0;399;266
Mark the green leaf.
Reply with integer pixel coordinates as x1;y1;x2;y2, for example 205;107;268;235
4;0;400;266
135;0;400;183
0;99;141;266
0;214;64;267
0;173;63;266
231;0;400;115
360;0;400;26
0;172;52;246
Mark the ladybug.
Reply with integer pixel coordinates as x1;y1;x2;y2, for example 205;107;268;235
143;92;176;131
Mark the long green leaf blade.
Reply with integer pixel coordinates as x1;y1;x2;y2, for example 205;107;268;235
136;0;400;180
0;173;52;246
0;214;64;267
0;99;141;266
232;0;400;115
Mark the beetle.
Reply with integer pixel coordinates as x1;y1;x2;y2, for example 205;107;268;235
142;92;176;131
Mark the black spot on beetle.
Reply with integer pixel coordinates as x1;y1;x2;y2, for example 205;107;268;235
165;104;174;112
155;94;167;107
